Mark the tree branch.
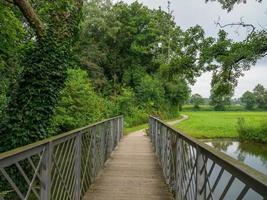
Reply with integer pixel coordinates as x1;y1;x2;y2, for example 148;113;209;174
215;18;256;39
4;0;15;5
13;0;45;38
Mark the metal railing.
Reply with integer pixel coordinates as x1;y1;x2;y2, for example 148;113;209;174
0;116;123;200
149;116;267;200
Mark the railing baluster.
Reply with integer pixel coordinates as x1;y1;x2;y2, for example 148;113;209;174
75;132;81;200
40;142;52;200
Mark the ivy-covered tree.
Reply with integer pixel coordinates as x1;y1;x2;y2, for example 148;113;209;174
0;0;83;152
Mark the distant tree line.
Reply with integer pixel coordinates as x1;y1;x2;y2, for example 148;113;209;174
189;83;267;111
241;84;267;110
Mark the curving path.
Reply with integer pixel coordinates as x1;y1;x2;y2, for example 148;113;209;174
166;114;188;126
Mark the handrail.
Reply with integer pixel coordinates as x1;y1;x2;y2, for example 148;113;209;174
0;116;123;200
149;116;267;200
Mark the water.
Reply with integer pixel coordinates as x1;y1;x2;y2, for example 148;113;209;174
204;139;267;175
201;140;267;199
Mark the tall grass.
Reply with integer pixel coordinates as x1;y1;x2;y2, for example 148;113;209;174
237;118;267;143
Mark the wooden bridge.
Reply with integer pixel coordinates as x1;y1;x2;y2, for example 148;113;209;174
0;116;267;200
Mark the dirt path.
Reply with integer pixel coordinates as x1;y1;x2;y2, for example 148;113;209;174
166;114;188;126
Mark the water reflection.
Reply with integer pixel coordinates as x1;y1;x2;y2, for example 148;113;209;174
204;139;267;175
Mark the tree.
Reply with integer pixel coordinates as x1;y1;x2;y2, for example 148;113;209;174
51;68;111;133
253;84;266;109
241;91;256;110
0;2;25;110
78;1;205;112
135;75;164;109
206;0;262;12
209;68;233;111
0;0;83;152
191;94;204;109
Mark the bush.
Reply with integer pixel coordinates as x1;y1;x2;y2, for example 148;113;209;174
50;68;111;134
237;118;267;143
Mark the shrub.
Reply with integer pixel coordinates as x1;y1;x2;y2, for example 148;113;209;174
237;117;267;143
50;68;111;134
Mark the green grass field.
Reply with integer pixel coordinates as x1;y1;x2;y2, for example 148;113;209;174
175;112;267;139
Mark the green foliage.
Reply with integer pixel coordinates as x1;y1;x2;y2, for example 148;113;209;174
237;117;267;143
176;111;267;139
0;0;83;153
206;0;262;12
240;84;267;111
1;0;266;154
50;68;111;133
241;91;256;110
253;84;267;109
0;2;25;110
190;94;204;109
135;75;164;108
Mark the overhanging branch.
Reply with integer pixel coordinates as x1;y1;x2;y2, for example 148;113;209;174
12;0;45;38
215;18;256;39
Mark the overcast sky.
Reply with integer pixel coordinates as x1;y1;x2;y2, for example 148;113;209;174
114;0;267;97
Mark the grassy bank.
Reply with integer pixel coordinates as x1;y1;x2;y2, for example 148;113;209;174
124;123;148;135
175;112;267;139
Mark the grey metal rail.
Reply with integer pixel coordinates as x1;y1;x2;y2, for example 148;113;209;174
0;116;123;200
149;116;267;200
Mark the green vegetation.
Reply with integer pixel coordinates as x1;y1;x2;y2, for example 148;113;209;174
175;112;267;139
190;94;204;109
183;104;246;112
124;124;148;135
240;84;267;110
0;0;266;153
237;118;267;143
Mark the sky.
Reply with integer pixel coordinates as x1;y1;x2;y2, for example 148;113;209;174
114;0;267;98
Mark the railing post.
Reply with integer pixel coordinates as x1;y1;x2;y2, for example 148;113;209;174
121;117;124;139
117;118;120;144
40;142;52;200
110;120;114;151
75;132;82;200
196;148;206;200
166;129;171;185
155;121;158;155
176;138;183;200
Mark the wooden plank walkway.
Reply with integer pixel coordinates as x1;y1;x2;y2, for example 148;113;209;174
84;130;173;200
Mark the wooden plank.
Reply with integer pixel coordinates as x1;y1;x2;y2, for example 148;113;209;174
83;130;173;200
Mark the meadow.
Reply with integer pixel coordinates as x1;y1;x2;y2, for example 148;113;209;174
175;111;267;139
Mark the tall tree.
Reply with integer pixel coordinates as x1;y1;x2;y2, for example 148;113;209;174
191;94;204;109
253;84;266;109
0;0;83;152
241;91;256;110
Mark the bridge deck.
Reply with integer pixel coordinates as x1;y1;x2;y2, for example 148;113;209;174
84;130;173;200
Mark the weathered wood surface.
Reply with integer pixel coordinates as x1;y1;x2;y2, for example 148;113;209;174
84;130;173;200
